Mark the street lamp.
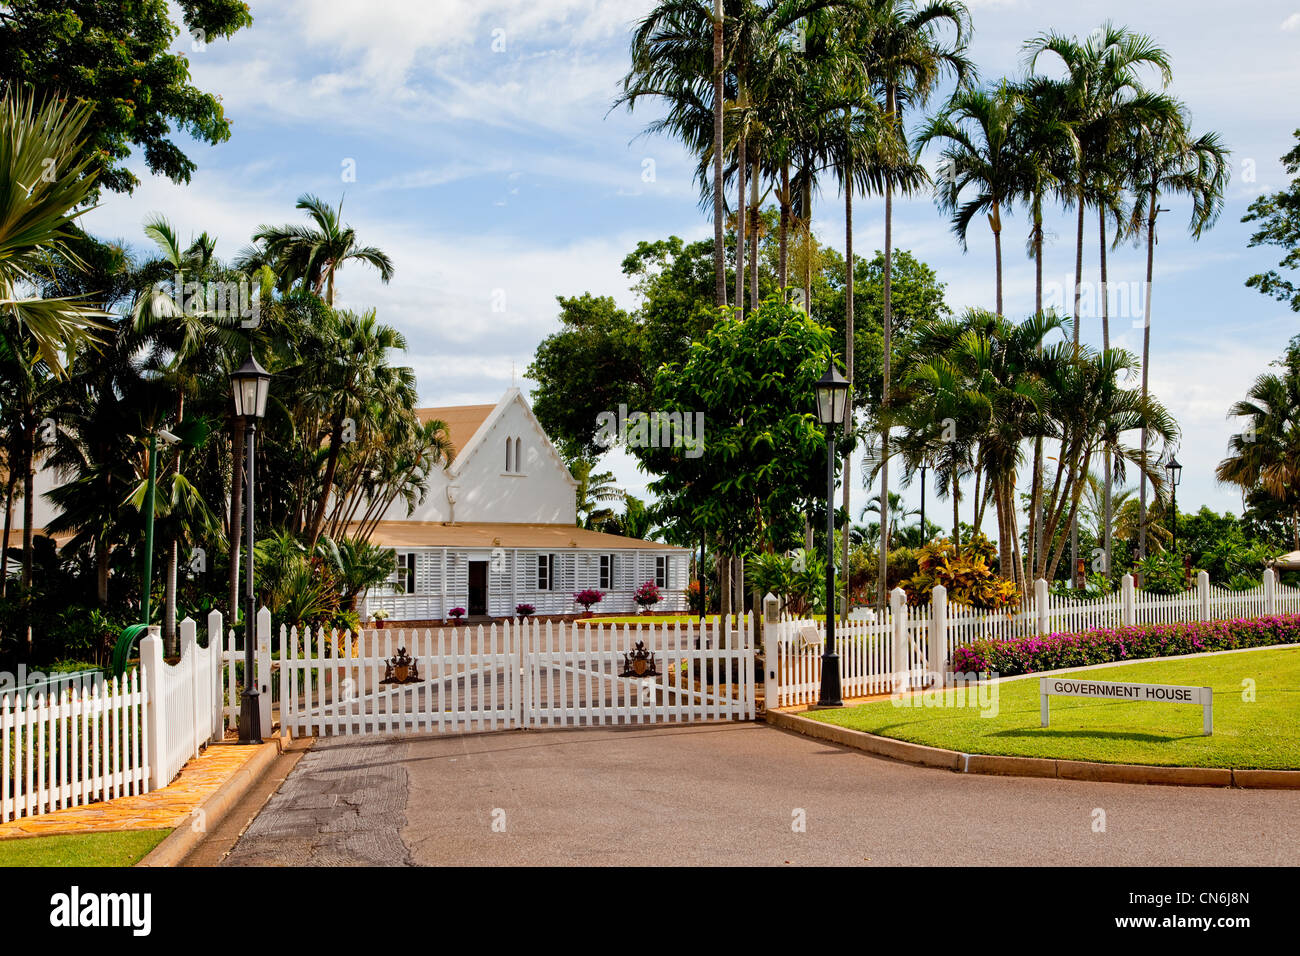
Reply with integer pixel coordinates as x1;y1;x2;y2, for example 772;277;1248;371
1164;455;1182;553
814;365;850;708
231;352;271;744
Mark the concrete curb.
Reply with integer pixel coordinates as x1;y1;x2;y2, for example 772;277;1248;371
766;710;1300;789
137;737;286;867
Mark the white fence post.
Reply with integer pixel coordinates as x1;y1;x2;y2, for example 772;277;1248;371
141;627;166;791
257;606;272;735
929;584;947;686
1264;568;1276;615
890;587;907;693
1121;574;1136;627
207;609;224;740
181;616;200;760
1197;570;1210;621
763;593;781;709
1034;578;1049;635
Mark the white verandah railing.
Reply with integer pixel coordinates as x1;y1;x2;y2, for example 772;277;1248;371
767;568;1297;709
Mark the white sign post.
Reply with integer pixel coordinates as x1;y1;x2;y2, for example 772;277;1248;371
1039;677;1213;735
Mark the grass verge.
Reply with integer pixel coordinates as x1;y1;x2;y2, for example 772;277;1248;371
805;647;1300;769
0;829;170;867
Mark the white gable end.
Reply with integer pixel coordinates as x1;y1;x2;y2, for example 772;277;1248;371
384;389;577;525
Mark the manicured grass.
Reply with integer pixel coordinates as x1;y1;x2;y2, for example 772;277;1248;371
0;829;170;867
580;614;720;626
806;647;1300;769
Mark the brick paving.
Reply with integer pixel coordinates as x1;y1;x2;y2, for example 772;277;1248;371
0;738;262;839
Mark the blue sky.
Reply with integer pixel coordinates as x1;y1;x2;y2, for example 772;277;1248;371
82;0;1300;531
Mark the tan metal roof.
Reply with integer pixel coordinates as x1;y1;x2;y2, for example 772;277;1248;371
363;522;686;551
416;404;495;462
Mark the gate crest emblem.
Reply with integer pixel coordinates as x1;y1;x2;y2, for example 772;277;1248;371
620;641;659;678
381;647;421;685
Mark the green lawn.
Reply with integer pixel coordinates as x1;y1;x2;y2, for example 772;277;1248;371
806;648;1300;769
0;829;170;867
580;614;720;626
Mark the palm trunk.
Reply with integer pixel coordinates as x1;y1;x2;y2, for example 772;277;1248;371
735;128;747;313
21;415;34;591
877;88;896;608
96;540;110;607
712;0;726;309
802;175;813;316
990;205;1003;316
749;159;759;310
228;415;245;624
779;163;790;296
1139;188;1156;560
1100;208;1113;574
952;475;960;547
1;462;14;597
1028;200;1045;580
165;539;178;655
843;151;854;620
1069;197;1085;584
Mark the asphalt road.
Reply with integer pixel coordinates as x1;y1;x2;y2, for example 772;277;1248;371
221;723;1300;867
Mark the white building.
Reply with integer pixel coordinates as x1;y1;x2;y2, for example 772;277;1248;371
14;389;691;622
360;389;690;621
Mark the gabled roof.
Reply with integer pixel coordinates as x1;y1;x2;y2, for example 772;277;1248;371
415;389;576;486
415;404;495;463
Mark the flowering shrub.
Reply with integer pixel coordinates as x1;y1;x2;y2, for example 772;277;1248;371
515;603;536;617
447;607;466;622
685;580;705;614
634;581;662;611
902;535;1020;610
952;614;1300;676
574;589;605;613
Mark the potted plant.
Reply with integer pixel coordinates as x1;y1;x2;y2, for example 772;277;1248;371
634;581;662;614
448;607;466;625
371;608;390;630
515;603;536;618
573;589;605;617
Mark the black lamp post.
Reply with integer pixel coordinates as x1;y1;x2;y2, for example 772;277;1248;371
814;365;850;708
231;352;271;744
1165;455;1182;553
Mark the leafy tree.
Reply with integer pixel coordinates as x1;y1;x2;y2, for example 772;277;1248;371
1243;129;1300;312
0;0;254;195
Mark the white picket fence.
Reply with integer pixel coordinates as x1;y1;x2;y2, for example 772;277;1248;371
2;614;237;825
278;615;756;737
767;568;1299;708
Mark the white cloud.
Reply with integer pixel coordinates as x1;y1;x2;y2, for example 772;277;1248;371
1283;13;1300;31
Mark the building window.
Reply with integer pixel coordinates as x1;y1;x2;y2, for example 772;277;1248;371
505;437;513;472
655;555;667;588
515;437;522;473
599;554;614;590
398;553;416;594
538;554;552;591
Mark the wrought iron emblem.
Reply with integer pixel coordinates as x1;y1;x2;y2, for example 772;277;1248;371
381;647;421;685
620;641;659;678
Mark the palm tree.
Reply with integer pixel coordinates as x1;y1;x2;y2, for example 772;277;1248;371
919;81;1022;316
571;459;625;530
246;194;394;306
1216;365;1300;551
1024;23;1173;579
0;92;106;372
861;0;972;606
1126;106;1230;557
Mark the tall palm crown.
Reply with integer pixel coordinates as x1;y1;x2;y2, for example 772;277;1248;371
0;92;106;373
918;81;1021;315
247;194;394;306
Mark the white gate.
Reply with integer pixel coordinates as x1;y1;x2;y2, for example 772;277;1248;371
277;616;755;737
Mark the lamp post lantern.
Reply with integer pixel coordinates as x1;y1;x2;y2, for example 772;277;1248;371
231;352;271;744
1165;455;1182;553
814;365;850;708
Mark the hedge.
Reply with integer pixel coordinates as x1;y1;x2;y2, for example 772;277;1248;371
951;614;1300;677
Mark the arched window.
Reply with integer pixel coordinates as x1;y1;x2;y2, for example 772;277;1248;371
515;438;523;473
505;437;512;473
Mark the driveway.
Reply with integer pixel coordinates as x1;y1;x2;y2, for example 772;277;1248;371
222;723;1300;866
